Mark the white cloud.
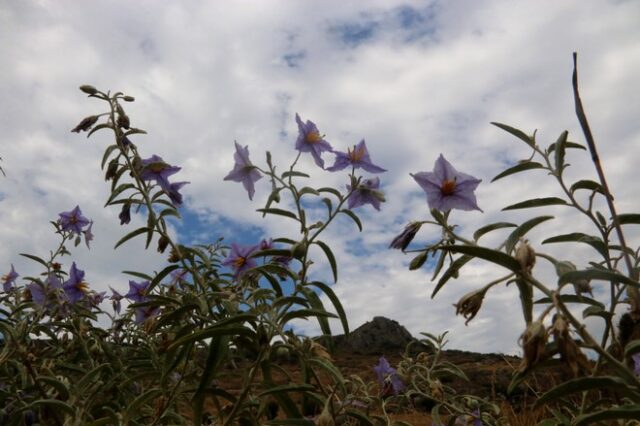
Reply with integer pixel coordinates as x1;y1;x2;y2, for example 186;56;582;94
1;0;639;356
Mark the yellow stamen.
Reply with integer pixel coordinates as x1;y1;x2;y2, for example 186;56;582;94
441;179;456;195
348;145;366;162
306;131;321;144
233;257;246;268
77;282;89;293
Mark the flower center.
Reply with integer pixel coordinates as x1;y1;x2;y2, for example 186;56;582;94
233;257;246;268
76;282;89;292
348;145;366;162
306;131;321;144
441;179;456;195
148;163;166;173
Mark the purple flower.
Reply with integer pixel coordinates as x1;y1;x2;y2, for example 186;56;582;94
63;262;89;304
222;243;258;277
373;357;405;396
140;155;181;190
169;268;190;286
109;286;124;314
327;139;386;173
134;305;160;324
28;274;62;306
633;353;640;375
259;238;273;250
83;221;94;249
58;205;91;234
295;113;333;169
88;291;106;307
223;142;262;200
411;154;482;212
2;264;18;292
166;181;189;206
119;203;131;225
455;409;482;426
125;280;150;303
347;177;385;211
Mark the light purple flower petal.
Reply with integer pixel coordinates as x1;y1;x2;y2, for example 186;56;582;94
126;280;150;303
411;154;482;212
295;114;333;169
327;139;386;173
223;142;262;200
347;177;385;211
2;264;18;292
84;221;94;249
140;155;181;189
63;262;88;304
222;243;259;277
58;205;91;234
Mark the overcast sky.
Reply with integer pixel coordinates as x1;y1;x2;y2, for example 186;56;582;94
2;0;639;355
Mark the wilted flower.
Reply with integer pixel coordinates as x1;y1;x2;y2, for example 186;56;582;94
389;222;422;251
140;155;181;190
454;287;487;325
58;205;91;235
555;260;593;296
411;154;482;212
326;139;386;173
166;181;189;206
551;314;591;377
83;221;94;249
514;239;536;274
373;356;405;396
125;280;150;303
119;202;131;225
347;177;385;211
63;262;89;304
222;243;258;277
295;113;333;169
71;115;99;133
519;321;548;372
2;264;18;292
223;142;262;200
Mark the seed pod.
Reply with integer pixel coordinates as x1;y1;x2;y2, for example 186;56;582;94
515;240;536;274
79;85;98;95
519;321;548;372
454;288;486;325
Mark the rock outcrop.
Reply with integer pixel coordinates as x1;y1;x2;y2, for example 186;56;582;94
333;316;414;355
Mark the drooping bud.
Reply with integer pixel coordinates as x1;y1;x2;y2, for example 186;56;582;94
551;314;591;376
157;235;170;253
454;287;487;325
519;321;548;372
168;246;182;263
389;221;422;251
117;114;130;130
79;85;98;95
290;240;307;260
71;115;99;133
515;240;536;274
123;95;135;102
105;159;119;181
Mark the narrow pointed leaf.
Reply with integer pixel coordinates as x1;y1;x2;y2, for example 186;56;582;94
409;251;429;270
534;377;639;408
575;406;640;426
492;162;544;182
20;253;49;268
432;255;473;298
558;269;639;288
534;294;604;309
618;213;640;225
473;222;517;241
503;197;567;211
308;281;349;336
114;227;149;249
281;171;310;179
491;122;534;146
542;233;608;259
339;209;363;232
505;216;554;253
570;179;604;194
553;130;569;174
444;245;521;273
314;240;338;282
256;208;299;221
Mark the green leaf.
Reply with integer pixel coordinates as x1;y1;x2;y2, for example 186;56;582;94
558;269;639;288
299;287;332;349
101;144;120;169
256;208;299;221
258;384;316;397
432;255;473;298
123;128;147;137
114;227;149;249
338;209;362;232
505;216;554;253
167;318;256;351
534;294;604;309
20;253;49;268
193;336;229;425
36;377;70;400
570;179;605;194
624;339;640;357
314;240;338;282
491;162;544;182
431;250;447;280
121;270;153;280
582;305;613;321
409;251;429;270
308;281;349;336
444;245;521;273
514;277;533;323
575;406;640;425
502;197;567;211
317;187;342;199
281;171;310;179
279;308;337;325
542;233;608;259
87;122;114;138
548;141;586;152
148;264;181;293
618;213;640;225
321;197;332;214
125;389;162;421
298;186;319;196
473;222;517;241
27;399;75;417
553;130;569;174
491;122;534;146
534;377;640;408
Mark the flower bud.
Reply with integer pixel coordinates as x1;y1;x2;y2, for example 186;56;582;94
157;235;170;253
519;321;548;372
389;222;422;251
117;114;130;130
168;246;183;263
515;240;536;274
123;95;135;102
454;287;486;325
79;85;98;95
105;159;119;181
291;240;307;260
71;115;99;133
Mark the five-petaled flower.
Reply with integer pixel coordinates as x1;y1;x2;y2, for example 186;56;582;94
63;262;89;304
125;280;150;303
222;243;258;277
84;221;94;249
28;273;62;307
139;155;188;206
373;356;405;396
327;139;386;173
109;286;124;314
411;154;482;212
2;264;18;292
134;305;160;324
58;205;91;235
295;113;333;169
223;142;262;200
347;177;385;211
